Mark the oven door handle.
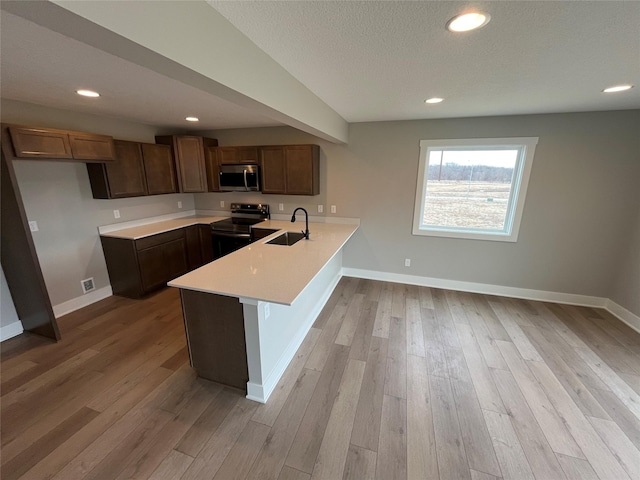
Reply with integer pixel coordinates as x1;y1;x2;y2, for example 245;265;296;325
243;169;249;191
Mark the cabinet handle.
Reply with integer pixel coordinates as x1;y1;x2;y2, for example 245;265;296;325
243;169;248;191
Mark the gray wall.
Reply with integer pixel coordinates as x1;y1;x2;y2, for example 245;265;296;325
611;207;640;314
201;110;640;313
3;99;638;317
1;99;193;307
1;266;20;327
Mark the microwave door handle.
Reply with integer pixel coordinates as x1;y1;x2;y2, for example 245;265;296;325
243;169;249;191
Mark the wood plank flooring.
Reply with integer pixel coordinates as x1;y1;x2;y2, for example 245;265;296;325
2;277;640;479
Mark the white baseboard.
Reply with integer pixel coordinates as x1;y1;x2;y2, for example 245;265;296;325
342;268;608;308
0;321;24;342
52;285;113;318
605;299;640;333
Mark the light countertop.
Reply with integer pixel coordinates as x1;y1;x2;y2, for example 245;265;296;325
168;220;358;305
100;215;226;240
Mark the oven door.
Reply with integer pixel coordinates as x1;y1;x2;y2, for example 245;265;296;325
211;231;251;259
219;164;260;192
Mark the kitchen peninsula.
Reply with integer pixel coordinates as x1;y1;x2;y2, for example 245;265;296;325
168;220;358;403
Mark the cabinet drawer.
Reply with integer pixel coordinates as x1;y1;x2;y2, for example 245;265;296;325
135;229;185;251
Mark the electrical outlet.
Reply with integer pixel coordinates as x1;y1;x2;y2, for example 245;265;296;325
113;209;120;219
279;203;284;211
317;205;324;213
178;201;182;209
28;221;39;232
405;258;411;267
220;200;225;208
331;205;337;214
264;303;271;319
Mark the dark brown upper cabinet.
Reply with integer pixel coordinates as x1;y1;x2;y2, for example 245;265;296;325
7;126;115;162
155;135;218;193
260;145;319;195
141;143;177;195
205;146;259;192
219;146;259;164
87;140;148;199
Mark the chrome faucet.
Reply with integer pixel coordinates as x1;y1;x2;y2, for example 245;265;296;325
291;207;310;239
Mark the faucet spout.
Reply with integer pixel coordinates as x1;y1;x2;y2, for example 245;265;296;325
291;207;310;239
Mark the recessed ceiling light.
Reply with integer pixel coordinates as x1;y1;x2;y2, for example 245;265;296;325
185;116;199;122
425;97;444;104
603;84;633;93
76;89;100;97
446;12;491;32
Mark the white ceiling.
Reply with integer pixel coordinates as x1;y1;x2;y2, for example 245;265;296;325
1;1;639;136
210;0;640;122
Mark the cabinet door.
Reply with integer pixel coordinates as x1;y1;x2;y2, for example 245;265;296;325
137;244;167;292
8;127;73;159
205;147;221;192
174;136;207;193
219;146;258;164
105;140;147;198
260;146;287;194
285;145;319;195
68;133;115;161
164;238;189;280
142;143;177;195
198;225;214;263
185;225;202;270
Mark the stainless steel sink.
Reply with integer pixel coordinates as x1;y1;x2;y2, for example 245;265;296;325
266;231;306;246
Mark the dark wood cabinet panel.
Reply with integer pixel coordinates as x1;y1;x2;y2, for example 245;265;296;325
6;126;115;162
286;145;319;195
204;147;221;192
180;290;248;390
141;143;177;195
163;238;189;279
185;225;202;270
260;146;287;194
8;126;73;159
186;225;214;269
219;146;259;164
199;225;214;264
176;136;206;193
102;226;210;299
260;144;320;195
68;133;115;161
137;244;167;293
156;135;217;193
87;140;148;199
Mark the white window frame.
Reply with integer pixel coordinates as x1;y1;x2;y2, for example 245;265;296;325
412;137;538;242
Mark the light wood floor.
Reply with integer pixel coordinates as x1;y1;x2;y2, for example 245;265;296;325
2;277;640;480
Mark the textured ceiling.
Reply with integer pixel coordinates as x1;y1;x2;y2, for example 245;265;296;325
210;0;640;121
1;1;638;135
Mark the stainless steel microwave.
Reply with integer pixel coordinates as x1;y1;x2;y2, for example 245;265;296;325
219;164;261;192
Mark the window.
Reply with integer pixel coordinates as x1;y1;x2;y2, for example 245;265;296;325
412;137;538;242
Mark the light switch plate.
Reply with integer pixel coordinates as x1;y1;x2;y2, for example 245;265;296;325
318;205;324;213
113;210;120;219
28;220;39;232
405;258;411;267
220;200;225;208
331;205;337;214
279;203;284;211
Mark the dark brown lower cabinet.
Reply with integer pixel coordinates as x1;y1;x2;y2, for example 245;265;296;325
101;226;210;299
185;225;214;269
